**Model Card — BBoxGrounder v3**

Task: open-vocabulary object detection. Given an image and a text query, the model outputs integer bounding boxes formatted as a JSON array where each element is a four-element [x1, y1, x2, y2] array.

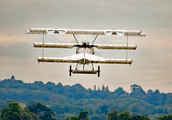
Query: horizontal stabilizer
[[72, 70, 97, 74]]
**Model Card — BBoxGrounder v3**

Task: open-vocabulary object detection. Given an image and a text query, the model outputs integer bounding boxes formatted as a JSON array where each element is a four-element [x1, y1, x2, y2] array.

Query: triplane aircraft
[[25, 28, 146, 77]]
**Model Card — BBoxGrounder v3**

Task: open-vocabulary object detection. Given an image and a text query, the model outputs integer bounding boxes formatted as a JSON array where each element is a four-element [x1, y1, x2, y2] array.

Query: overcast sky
[[0, 0, 172, 93]]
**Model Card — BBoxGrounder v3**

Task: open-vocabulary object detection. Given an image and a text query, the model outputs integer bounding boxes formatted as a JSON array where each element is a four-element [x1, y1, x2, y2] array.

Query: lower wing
[[91, 59, 132, 64], [86, 54, 132, 64], [38, 55, 132, 64], [37, 57, 79, 63]]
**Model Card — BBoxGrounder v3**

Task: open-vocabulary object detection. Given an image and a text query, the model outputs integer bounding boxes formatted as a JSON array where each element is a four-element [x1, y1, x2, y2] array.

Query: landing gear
[[69, 65, 100, 77], [69, 65, 72, 76], [97, 66, 100, 77]]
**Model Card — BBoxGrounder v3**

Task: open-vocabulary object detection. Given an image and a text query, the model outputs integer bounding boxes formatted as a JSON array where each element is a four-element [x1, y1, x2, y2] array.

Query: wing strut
[[92, 63, 94, 70], [73, 34, 79, 44], [83, 48, 85, 70], [126, 33, 128, 62], [42, 34, 45, 58], [92, 35, 98, 44], [75, 62, 79, 70]]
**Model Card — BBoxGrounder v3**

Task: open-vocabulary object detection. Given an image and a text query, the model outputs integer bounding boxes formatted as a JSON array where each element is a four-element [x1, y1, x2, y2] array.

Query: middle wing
[[33, 42, 79, 48], [34, 42, 137, 50], [93, 44, 137, 50]]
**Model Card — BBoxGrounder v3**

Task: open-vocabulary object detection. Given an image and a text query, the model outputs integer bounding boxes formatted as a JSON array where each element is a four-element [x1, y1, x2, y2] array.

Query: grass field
[[18, 103, 51, 109], [18, 103, 26, 108]]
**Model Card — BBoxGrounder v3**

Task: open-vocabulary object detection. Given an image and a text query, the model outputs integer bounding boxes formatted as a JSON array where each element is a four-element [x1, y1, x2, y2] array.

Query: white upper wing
[[38, 54, 132, 64], [26, 28, 146, 37]]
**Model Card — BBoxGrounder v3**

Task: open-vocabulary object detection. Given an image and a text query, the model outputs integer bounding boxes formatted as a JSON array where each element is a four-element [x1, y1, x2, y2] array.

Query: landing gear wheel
[[97, 66, 100, 77], [69, 65, 72, 76]]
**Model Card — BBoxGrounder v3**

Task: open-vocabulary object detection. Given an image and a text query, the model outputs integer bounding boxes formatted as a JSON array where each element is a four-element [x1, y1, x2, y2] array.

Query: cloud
[[0, 34, 34, 46]]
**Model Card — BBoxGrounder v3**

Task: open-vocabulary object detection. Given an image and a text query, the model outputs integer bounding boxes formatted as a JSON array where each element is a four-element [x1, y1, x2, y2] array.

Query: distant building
[[102, 85, 105, 91], [94, 85, 109, 91], [11, 75, 15, 81], [106, 85, 109, 91], [94, 85, 96, 91], [98, 86, 100, 90]]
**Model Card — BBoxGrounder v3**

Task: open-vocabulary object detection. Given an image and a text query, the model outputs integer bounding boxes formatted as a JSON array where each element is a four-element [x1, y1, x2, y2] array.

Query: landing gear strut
[[97, 66, 100, 77], [69, 65, 72, 76]]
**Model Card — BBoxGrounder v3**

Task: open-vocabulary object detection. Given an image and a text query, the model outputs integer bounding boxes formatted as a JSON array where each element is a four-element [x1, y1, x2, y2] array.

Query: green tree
[[8, 102, 21, 113], [113, 87, 127, 97], [63, 103, 75, 113], [78, 111, 88, 120], [100, 105, 108, 115], [26, 100, 37, 106], [3, 102, 21, 120], [129, 103, 140, 114], [70, 116, 78, 120], [0, 102, 39, 120], [68, 111, 89, 120], [167, 105, 172, 114], [6, 110, 20, 120], [130, 115, 150, 120], [1, 107, 9, 120], [20, 109, 39, 120], [50, 103, 64, 114], [147, 89, 160, 106], [26, 103, 55, 120], [107, 110, 119, 120], [157, 114, 172, 120], [118, 111, 130, 120], [130, 84, 146, 100]]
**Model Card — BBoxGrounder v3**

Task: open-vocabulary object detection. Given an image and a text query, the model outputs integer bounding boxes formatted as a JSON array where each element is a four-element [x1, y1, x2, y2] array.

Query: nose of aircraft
[[81, 42, 87, 48]]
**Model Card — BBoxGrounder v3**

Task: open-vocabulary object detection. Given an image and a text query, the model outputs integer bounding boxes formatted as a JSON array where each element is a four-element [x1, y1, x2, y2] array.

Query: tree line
[[1, 76, 172, 119], [1, 102, 172, 120], [0, 102, 55, 120], [0, 77, 171, 106]]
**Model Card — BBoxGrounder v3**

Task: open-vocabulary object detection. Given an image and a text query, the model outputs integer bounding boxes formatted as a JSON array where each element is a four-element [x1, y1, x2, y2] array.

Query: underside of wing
[[26, 28, 146, 37], [34, 42, 78, 48], [34, 42, 137, 50], [37, 54, 132, 64], [37, 54, 84, 63], [91, 59, 132, 64], [85, 54, 133, 64], [37, 57, 79, 63]]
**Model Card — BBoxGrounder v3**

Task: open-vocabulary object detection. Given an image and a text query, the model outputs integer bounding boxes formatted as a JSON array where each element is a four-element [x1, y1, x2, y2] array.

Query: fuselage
[[75, 41, 95, 65], [76, 41, 94, 55]]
